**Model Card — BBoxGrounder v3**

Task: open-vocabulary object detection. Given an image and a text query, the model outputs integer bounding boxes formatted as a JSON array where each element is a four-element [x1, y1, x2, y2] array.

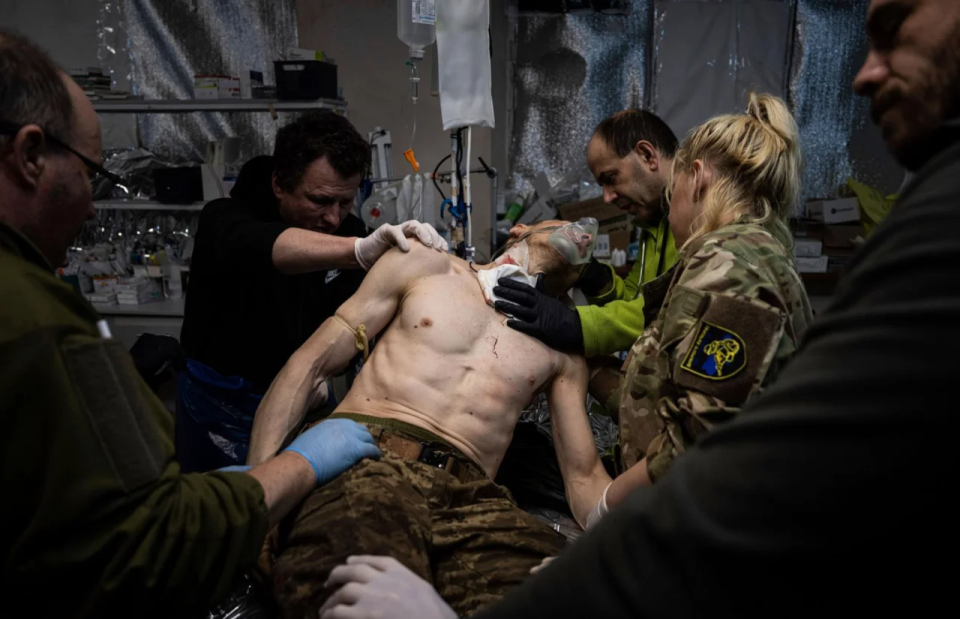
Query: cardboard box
[[606, 230, 631, 254], [558, 198, 634, 253], [806, 197, 861, 224], [558, 198, 632, 234], [594, 233, 611, 258], [793, 238, 823, 258], [795, 255, 829, 273], [823, 223, 865, 249]]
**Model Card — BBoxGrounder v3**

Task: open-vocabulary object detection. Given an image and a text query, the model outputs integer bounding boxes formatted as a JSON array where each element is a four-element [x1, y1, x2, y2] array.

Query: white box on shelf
[[593, 233, 611, 258], [286, 47, 324, 61], [92, 276, 118, 293], [793, 238, 823, 258], [795, 255, 829, 273], [806, 197, 861, 224]]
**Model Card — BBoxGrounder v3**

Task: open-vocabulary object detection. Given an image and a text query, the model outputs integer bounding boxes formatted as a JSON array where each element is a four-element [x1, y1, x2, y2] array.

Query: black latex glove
[[577, 258, 614, 296], [493, 277, 585, 354]]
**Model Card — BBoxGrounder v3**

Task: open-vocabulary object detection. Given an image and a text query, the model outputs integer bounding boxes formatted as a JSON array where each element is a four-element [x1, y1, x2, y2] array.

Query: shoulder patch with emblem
[[681, 322, 747, 380], [674, 293, 784, 405]]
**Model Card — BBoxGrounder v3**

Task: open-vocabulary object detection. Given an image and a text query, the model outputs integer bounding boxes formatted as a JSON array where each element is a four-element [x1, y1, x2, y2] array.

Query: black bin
[[153, 167, 203, 204], [273, 60, 338, 100]]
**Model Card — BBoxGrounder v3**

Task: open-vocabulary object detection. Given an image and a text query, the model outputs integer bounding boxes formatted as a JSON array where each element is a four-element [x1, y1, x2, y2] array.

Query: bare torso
[[335, 256, 566, 477]]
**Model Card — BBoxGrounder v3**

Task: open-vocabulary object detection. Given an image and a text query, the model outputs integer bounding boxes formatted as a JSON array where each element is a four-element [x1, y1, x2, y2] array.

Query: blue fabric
[[175, 359, 263, 473]]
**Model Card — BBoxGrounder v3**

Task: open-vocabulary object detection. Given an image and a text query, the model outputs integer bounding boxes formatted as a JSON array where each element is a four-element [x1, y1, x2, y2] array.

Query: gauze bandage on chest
[[476, 241, 537, 307]]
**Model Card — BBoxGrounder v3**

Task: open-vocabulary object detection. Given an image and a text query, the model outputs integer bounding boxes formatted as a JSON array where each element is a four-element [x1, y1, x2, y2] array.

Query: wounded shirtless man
[[247, 220, 611, 617]]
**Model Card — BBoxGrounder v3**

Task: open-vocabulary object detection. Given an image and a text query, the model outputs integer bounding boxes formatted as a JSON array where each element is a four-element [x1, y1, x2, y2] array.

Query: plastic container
[[398, 0, 436, 58], [273, 60, 337, 100]]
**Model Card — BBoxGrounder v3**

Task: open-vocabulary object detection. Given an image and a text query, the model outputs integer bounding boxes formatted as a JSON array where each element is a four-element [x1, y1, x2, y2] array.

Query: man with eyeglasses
[[0, 29, 385, 616]]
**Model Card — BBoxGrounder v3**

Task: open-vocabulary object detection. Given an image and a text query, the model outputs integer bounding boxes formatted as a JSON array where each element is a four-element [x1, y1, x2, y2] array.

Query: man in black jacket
[[180, 112, 445, 470], [316, 1, 960, 616]]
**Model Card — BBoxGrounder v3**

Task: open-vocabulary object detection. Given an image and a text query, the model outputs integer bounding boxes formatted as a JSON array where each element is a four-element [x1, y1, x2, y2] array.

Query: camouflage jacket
[[618, 222, 813, 481]]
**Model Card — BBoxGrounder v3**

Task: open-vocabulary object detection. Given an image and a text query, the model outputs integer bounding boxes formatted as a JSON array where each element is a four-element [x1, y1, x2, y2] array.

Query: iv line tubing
[[410, 100, 417, 149], [465, 127, 473, 246]]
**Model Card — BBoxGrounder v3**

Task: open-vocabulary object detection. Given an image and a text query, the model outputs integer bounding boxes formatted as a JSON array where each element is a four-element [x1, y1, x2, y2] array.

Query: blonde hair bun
[[670, 92, 802, 247]]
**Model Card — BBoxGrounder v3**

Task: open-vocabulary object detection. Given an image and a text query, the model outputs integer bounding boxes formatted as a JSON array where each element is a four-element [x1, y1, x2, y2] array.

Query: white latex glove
[[319, 556, 457, 619], [530, 556, 555, 574], [354, 221, 448, 270], [585, 482, 612, 530]]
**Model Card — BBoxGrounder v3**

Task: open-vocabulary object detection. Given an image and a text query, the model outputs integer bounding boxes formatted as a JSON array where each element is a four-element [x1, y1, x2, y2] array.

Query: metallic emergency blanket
[[791, 0, 903, 197], [98, 0, 300, 163], [509, 0, 902, 199], [510, 0, 652, 193]]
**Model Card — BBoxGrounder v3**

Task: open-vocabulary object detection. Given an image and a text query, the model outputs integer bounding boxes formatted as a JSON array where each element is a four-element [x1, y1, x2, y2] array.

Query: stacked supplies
[[69, 67, 129, 100], [85, 292, 118, 305], [115, 277, 162, 305]]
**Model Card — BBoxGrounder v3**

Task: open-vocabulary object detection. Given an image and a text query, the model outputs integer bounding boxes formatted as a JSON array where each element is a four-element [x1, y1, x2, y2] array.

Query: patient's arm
[[248, 244, 447, 465], [548, 354, 613, 528]]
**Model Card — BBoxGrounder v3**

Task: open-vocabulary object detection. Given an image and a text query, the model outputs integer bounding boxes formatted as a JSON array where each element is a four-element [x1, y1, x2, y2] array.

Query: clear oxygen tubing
[[465, 126, 473, 247]]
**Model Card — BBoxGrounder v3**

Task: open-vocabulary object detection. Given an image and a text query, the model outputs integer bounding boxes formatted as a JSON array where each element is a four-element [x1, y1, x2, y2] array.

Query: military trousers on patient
[[269, 420, 566, 618]]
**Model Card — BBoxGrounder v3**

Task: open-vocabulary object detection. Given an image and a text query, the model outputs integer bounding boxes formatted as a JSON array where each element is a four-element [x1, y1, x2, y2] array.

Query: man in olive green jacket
[[499, 110, 680, 359], [0, 31, 379, 617]]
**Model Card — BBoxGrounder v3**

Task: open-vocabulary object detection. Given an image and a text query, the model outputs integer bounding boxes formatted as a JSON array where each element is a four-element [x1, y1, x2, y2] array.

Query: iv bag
[[436, 0, 494, 130], [398, 0, 436, 56]]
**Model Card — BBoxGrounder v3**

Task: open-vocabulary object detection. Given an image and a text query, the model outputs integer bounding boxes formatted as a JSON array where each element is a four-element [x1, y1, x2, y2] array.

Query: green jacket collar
[[637, 217, 668, 241], [0, 221, 54, 272]]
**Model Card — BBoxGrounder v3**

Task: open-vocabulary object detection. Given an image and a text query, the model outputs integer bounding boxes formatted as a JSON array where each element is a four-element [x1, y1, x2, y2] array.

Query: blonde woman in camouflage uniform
[[575, 93, 815, 527]]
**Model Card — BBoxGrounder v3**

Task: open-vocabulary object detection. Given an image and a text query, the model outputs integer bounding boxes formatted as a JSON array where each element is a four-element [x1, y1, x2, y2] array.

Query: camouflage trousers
[[268, 416, 566, 618]]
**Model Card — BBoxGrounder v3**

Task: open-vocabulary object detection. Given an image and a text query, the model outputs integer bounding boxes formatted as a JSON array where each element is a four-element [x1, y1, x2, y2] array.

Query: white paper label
[[594, 234, 611, 258], [412, 0, 436, 25]]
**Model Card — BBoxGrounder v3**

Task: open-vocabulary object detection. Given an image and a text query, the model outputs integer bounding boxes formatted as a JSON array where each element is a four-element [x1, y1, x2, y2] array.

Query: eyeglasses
[[0, 122, 125, 188]]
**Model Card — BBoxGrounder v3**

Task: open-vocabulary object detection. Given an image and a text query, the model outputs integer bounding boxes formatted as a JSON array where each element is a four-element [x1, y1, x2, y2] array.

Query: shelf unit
[[92, 297, 186, 317], [94, 200, 203, 211], [92, 98, 347, 114]]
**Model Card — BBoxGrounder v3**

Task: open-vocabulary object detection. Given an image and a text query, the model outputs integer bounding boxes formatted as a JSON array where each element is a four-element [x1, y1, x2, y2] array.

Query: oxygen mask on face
[[548, 217, 599, 265]]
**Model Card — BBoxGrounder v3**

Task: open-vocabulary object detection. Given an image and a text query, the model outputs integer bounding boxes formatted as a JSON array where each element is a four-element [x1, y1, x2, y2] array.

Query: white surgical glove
[[530, 556, 555, 574], [320, 556, 457, 619], [354, 220, 448, 270], [585, 482, 612, 530]]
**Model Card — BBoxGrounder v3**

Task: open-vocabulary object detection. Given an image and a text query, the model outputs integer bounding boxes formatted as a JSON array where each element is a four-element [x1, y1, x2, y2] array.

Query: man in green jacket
[[0, 30, 379, 616], [498, 110, 680, 360]]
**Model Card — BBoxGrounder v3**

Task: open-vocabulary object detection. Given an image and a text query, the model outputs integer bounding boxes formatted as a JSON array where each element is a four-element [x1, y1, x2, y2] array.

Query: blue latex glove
[[284, 418, 381, 485], [216, 465, 253, 473]]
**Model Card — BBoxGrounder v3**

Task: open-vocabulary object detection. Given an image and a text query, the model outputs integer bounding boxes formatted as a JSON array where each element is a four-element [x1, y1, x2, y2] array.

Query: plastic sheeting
[[97, 0, 301, 163], [509, 0, 652, 192], [653, 0, 793, 141]]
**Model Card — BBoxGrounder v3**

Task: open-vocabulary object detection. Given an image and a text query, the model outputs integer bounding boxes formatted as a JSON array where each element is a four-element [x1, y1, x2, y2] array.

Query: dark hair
[[273, 110, 371, 192], [593, 109, 679, 159], [0, 29, 75, 146]]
